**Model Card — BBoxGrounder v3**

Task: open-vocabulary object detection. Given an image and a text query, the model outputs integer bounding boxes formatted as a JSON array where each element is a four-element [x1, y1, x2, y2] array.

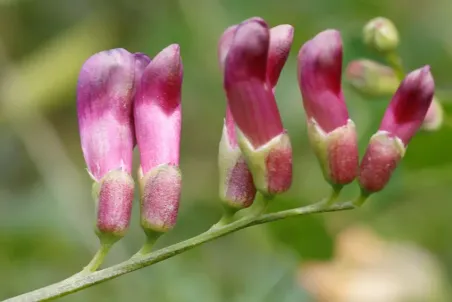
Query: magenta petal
[[224, 17, 284, 148], [298, 29, 349, 133], [379, 66, 434, 145], [134, 44, 183, 174], [267, 24, 294, 88], [77, 48, 135, 181]]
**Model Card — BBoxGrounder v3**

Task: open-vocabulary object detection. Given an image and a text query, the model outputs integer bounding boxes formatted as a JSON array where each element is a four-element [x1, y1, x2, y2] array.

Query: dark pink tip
[[298, 29, 349, 133], [267, 25, 294, 88], [134, 44, 183, 175], [141, 165, 181, 233], [224, 18, 284, 148], [96, 171, 134, 237], [77, 48, 135, 180], [379, 66, 434, 145]]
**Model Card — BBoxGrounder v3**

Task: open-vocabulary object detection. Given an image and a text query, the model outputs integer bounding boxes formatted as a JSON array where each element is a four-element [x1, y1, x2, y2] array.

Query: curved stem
[[4, 200, 355, 302], [384, 50, 405, 81], [81, 242, 113, 274]]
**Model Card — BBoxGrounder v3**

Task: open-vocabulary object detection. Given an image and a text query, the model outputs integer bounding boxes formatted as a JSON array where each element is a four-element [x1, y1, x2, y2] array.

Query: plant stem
[[135, 231, 162, 256], [4, 200, 355, 302], [384, 51, 405, 81], [81, 242, 112, 274]]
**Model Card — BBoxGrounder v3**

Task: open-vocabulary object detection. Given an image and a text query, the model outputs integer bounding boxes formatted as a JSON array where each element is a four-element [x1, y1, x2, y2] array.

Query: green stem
[[384, 51, 405, 81], [4, 200, 355, 302], [81, 242, 113, 274], [135, 231, 162, 256], [353, 192, 370, 207], [324, 186, 342, 207], [209, 205, 238, 230]]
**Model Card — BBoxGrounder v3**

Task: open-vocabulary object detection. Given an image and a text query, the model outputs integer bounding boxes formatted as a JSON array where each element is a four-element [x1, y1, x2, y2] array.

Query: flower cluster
[[77, 45, 183, 247], [77, 16, 435, 251]]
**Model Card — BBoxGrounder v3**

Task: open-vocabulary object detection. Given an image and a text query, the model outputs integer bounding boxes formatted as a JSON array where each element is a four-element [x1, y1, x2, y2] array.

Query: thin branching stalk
[[3, 200, 355, 302]]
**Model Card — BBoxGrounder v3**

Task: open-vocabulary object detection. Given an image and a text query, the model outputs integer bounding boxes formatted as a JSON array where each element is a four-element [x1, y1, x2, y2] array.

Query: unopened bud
[[94, 170, 134, 241], [346, 59, 399, 97], [422, 97, 443, 131], [363, 17, 399, 53]]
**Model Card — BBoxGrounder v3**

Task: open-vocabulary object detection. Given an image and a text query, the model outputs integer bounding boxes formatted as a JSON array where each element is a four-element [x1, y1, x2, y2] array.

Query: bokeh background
[[1, 0, 452, 301]]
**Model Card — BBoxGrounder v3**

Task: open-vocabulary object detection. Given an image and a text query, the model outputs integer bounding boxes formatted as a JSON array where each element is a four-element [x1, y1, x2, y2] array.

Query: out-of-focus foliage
[[0, 0, 451, 301]]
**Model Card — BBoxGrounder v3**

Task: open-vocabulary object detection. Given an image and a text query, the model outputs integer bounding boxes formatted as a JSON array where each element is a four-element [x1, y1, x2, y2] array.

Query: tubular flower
[[77, 48, 136, 242], [298, 30, 359, 187], [223, 17, 293, 197], [359, 66, 434, 193], [134, 44, 183, 235]]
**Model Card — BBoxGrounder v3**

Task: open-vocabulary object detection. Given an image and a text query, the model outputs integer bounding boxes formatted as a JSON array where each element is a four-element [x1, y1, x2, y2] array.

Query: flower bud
[[363, 17, 399, 53], [224, 17, 292, 196], [77, 48, 136, 243], [359, 66, 434, 193], [298, 30, 359, 186], [346, 59, 399, 97], [422, 97, 443, 131], [134, 44, 183, 234]]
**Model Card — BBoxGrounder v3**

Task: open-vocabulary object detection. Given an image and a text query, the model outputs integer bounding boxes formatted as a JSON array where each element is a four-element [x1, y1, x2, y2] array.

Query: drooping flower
[[223, 17, 293, 197], [134, 44, 183, 236], [77, 48, 136, 241], [298, 30, 359, 187], [359, 66, 434, 194]]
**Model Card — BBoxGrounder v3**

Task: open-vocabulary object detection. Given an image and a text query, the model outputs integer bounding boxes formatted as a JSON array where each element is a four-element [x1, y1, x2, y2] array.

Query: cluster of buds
[[216, 17, 436, 209], [346, 17, 444, 131], [297, 29, 434, 197], [77, 45, 182, 248]]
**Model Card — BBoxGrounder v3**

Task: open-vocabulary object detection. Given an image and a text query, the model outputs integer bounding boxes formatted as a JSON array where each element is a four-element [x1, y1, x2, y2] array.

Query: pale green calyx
[[307, 118, 356, 184], [236, 127, 291, 195], [218, 125, 243, 204], [371, 130, 406, 157]]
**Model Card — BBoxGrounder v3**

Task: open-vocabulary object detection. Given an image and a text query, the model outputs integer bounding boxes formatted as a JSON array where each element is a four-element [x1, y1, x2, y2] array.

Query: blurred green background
[[1, 0, 452, 301]]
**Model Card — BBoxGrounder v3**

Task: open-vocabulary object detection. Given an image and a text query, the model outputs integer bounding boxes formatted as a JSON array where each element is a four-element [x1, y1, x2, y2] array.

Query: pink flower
[[223, 17, 293, 196], [134, 44, 183, 233], [77, 48, 135, 181], [298, 30, 359, 186], [359, 66, 434, 194], [77, 48, 136, 239]]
